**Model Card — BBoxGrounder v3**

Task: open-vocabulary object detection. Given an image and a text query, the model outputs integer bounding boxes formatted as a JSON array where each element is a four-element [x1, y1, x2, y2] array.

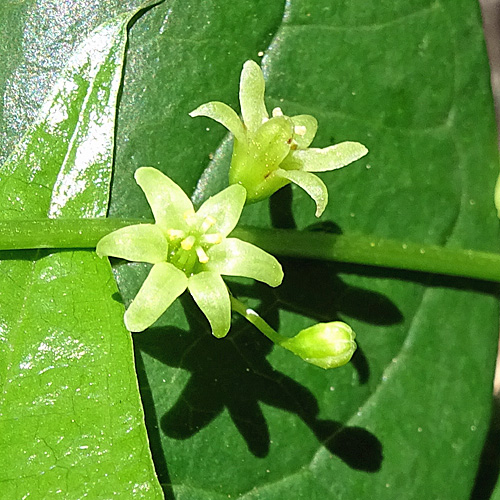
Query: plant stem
[[230, 296, 288, 345], [0, 218, 500, 283], [0, 219, 144, 250], [232, 227, 500, 283]]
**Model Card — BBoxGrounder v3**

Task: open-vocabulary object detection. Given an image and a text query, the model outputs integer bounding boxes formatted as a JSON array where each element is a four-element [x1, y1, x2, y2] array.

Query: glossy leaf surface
[[0, 3, 162, 498], [1, 1, 499, 499]]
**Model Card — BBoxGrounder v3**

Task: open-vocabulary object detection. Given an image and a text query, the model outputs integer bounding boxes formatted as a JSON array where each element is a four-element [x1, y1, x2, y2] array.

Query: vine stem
[[0, 219, 145, 250], [232, 227, 500, 282], [0, 218, 499, 282], [232, 228, 500, 282]]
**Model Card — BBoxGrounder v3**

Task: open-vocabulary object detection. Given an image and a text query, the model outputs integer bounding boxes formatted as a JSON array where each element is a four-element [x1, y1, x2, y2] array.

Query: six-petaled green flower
[[190, 60, 369, 217], [97, 167, 283, 338]]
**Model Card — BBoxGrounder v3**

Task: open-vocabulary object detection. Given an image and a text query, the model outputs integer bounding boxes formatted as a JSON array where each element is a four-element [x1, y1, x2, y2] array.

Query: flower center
[[167, 211, 223, 275]]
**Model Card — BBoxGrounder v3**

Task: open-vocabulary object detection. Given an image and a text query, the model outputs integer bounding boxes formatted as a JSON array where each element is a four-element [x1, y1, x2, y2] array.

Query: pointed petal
[[291, 114, 318, 148], [188, 272, 231, 338], [135, 167, 193, 232], [124, 262, 187, 332], [240, 60, 268, 132], [294, 141, 368, 172], [275, 168, 328, 217], [206, 238, 283, 287], [96, 224, 168, 263], [190, 101, 246, 143], [197, 184, 246, 237]]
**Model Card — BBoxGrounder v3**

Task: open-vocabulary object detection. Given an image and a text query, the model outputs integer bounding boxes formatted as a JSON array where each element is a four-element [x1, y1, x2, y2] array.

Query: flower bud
[[281, 321, 356, 369]]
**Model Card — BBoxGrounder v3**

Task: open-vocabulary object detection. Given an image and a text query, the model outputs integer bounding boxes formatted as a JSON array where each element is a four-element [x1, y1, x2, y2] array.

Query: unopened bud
[[281, 321, 356, 369]]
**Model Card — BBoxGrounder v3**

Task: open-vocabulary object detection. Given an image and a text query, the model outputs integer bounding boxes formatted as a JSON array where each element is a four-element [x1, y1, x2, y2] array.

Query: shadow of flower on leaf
[[134, 294, 383, 472], [129, 184, 409, 481]]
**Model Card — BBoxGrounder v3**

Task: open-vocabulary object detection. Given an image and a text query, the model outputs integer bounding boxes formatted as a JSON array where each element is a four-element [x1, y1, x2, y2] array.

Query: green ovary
[[229, 117, 295, 202], [166, 213, 222, 275]]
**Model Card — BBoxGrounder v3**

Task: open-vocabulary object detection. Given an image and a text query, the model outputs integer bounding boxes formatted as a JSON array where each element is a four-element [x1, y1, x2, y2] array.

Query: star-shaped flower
[[97, 167, 283, 338], [190, 60, 368, 217]]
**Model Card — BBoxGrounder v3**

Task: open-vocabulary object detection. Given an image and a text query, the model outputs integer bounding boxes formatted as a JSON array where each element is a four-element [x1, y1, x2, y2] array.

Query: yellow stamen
[[167, 229, 185, 240], [294, 125, 307, 136], [181, 235, 196, 251], [183, 209, 197, 226], [272, 107, 283, 117], [196, 246, 209, 264], [201, 215, 216, 232], [201, 233, 223, 245]]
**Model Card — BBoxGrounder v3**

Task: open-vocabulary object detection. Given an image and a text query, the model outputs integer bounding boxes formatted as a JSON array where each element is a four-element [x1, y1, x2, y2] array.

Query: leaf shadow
[[265, 185, 403, 384], [134, 296, 383, 472], [227, 253, 401, 387], [133, 340, 175, 500], [471, 396, 500, 500], [131, 184, 413, 479]]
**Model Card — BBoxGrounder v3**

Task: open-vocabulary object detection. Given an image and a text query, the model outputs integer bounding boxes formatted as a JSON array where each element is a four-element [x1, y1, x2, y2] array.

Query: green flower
[[96, 167, 283, 338], [190, 60, 368, 217]]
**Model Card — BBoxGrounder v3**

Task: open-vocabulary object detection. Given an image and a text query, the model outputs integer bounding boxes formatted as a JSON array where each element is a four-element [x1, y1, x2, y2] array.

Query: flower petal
[[291, 114, 318, 148], [239, 60, 268, 133], [96, 224, 168, 263], [189, 101, 246, 143], [188, 271, 231, 338], [206, 238, 283, 287], [275, 168, 328, 217], [135, 167, 193, 232], [196, 184, 246, 237], [293, 141, 368, 172], [124, 262, 188, 332]]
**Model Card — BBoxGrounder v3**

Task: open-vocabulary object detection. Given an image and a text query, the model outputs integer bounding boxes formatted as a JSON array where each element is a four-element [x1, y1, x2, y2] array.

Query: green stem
[[0, 218, 500, 283], [0, 219, 144, 250], [230, 296, 288, 345], [232, 227, 500, 283]]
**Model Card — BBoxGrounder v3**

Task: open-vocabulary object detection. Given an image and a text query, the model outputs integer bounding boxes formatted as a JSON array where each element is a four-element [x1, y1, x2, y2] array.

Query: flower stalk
[[230, 296, 357, 369]]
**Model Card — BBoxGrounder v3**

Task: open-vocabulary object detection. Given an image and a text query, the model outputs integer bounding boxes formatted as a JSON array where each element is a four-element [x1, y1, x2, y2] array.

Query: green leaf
[[490, 473, 500, 500], [0, 3, 162, 498], [106, 1, 498, 498], [2, 1, 499, 500]]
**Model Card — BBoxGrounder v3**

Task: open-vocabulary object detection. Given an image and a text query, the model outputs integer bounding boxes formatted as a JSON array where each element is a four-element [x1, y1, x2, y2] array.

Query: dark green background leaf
[[1, 0, 499, 499]]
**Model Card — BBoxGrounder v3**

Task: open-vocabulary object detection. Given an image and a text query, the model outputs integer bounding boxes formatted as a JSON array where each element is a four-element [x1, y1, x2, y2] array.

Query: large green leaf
[[0, 3, 162, 498], [1, 0, 499, 499]]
